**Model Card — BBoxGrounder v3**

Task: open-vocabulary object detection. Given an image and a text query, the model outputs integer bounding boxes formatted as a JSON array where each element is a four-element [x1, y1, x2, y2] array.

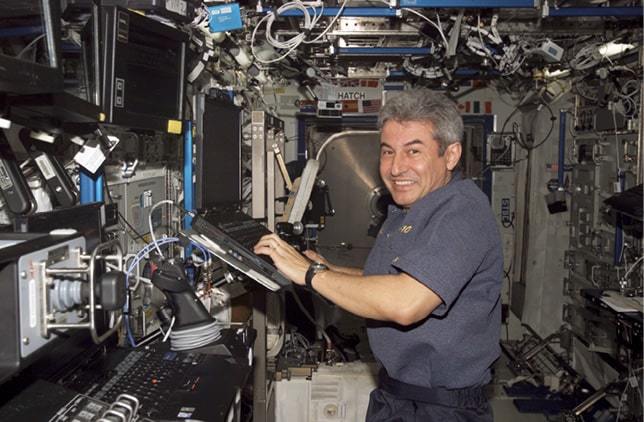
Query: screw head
[[22, 337, 29, 345], [20, 272, 27, 279]]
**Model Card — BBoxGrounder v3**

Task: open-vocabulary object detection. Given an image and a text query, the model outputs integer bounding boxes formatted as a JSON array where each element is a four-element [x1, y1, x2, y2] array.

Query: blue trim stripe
[[547, 7, 643, 17]]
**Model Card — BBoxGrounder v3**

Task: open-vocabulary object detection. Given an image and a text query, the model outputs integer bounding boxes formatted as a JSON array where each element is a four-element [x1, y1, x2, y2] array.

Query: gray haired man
[[255, 89, 502, 421]]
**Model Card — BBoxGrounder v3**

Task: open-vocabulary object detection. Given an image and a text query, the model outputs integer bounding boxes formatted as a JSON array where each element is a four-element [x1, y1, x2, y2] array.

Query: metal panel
[[18, 237, 86, 358], [316, 132, 382, 268], [251, 111, 285, 229], [398, 0, 536, 8], [278, 1, 536, 14], [251, 111, 267, 220], [335, 47, 432, 56], [278, 7, 398, 17], [490, 170, 516, 306], [266, 130, 276, 231], [107, 173, 167, 253], [253, 290, 268, 422]]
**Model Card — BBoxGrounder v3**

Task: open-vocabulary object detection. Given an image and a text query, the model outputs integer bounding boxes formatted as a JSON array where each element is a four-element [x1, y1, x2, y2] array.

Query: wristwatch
[[305, 262, 328, 291]]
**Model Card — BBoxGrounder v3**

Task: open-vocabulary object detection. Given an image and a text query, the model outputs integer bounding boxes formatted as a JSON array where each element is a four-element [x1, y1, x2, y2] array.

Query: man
[[254, 89, 502, 421]]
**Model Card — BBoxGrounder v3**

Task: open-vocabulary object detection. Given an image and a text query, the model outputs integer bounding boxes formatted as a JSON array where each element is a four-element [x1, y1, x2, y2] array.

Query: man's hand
[[254, 234, 311, 285], [302, 250, 329, 266]]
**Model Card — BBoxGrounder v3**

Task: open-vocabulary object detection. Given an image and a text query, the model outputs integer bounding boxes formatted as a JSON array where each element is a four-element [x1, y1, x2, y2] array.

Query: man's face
[[379, 120, 461, 208]]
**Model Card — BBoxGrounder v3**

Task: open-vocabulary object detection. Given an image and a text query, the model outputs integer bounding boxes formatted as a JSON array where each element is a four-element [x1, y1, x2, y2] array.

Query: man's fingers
[[254, 244, 274, 256], [303, 250, 318, 260], [254, 236, 280, 252]]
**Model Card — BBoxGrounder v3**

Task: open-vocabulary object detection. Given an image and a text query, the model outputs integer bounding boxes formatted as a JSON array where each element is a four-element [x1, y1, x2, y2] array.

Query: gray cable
[[169, 320, 222, 351]]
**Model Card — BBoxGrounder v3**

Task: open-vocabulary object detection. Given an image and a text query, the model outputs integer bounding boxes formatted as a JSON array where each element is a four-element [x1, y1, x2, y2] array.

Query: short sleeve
[[392, 203, 491, 316]]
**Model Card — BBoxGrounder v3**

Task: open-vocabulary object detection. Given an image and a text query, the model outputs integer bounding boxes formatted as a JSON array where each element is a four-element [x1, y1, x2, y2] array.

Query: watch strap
[[305, 263, 327, 291]]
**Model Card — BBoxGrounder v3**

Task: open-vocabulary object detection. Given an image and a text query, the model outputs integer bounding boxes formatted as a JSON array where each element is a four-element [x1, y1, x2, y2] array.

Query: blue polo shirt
[[364, 173, 502, 389]]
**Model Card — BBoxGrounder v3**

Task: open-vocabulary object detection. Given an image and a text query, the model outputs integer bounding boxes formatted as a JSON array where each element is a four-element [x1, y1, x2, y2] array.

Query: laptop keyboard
[[217, 219, 271, 249], [94, 349, 206, 417], [54, 329, 255, 421], [64, 346, 208, 419], [190, 214, 292, 291]]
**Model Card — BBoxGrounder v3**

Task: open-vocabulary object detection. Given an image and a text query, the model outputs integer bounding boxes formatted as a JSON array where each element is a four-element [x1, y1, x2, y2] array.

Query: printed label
[[35, 154, 56, 179], [166, 0, 187, 16], [0, 161, 13, 190]]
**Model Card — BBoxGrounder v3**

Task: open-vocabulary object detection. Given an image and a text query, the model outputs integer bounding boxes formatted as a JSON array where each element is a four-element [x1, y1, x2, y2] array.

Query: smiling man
[[255, 89, 502, 421]]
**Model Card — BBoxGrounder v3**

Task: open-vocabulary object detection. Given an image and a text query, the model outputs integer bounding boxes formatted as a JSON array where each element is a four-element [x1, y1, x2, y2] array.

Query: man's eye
[[381, 150, 393, 156], [408, 149, 420, 155]]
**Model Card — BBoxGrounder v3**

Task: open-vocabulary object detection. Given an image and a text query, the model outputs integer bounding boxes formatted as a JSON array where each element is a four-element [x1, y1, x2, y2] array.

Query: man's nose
[[390, 153, 407, 176]]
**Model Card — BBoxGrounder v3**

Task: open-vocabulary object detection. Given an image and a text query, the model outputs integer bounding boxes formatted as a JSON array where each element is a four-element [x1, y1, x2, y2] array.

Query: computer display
[[194, 94, 242, 209], [96, 6, 187, 133]]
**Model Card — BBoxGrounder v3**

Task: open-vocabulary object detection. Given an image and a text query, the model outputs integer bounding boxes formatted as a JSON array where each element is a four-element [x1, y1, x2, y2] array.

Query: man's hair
[[378, 89, 463, 155]]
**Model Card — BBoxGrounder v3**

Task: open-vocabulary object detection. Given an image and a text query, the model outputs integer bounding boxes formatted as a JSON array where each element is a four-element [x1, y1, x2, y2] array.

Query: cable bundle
[[169, 320, 222, 351], [251, 0, 350, 64], [123, 235, 211, 348]]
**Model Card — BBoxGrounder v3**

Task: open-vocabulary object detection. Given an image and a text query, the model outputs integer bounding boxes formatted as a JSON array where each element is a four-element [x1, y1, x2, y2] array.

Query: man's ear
[[444, 142, 462, 171]]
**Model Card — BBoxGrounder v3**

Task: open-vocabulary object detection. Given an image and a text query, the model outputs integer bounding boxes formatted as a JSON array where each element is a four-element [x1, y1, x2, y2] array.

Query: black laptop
[[188, 215, 291, 291]]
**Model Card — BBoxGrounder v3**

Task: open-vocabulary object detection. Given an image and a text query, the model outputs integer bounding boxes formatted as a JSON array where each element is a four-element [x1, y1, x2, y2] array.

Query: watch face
[[313, 263, 328, 272]]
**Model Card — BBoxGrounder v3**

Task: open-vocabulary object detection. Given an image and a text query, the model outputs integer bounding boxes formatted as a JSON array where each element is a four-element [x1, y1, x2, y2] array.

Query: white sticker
[[74, 139, 107, 174], [166, 0, 187, 16], [187, 61, 205, 83], [73, 135, 120, 174], [0, 161, 13, 190], [35, 155, 56, 180], [29, 279, 37, 328]]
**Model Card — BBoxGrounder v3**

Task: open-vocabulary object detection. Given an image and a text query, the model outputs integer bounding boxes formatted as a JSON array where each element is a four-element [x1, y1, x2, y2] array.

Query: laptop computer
[[187, 215, 291, 291]]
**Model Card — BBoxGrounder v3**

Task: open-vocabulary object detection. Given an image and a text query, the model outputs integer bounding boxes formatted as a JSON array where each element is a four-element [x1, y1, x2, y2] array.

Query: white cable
[[477, 14, 498, 66], [136, 276, 153, 285], [612, 105, 622, 175], [433, 12, 448, 49], [17, 33, 46, 58], [616, 379, 629, 421], [289, 288, 332, 345], [105, 262, 120, 271], [148, 199, 175, 257], [622, 256, 644, 280], [160, 316, 176, 342], [502, 55, 527, 76], [304, 0, 349, 44], [251, 0, 350, 65], [267, 294, 285, 358], [251, 12, 301, 64], [402, 8, 448, 50], [570, 43, 600, 70], [124, 237, 180, 347]]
